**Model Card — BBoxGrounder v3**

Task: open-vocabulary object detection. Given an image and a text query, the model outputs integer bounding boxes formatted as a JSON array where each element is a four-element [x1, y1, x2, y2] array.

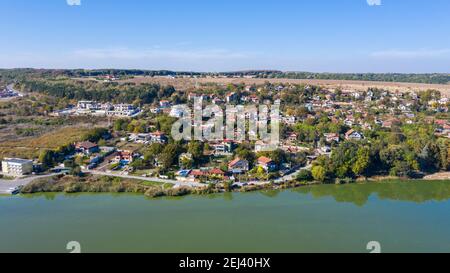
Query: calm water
[[0, 180, 449, 253]]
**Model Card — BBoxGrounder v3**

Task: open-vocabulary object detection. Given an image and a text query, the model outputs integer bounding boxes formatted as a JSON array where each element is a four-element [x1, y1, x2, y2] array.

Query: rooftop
[[3, 158, 33, 164]]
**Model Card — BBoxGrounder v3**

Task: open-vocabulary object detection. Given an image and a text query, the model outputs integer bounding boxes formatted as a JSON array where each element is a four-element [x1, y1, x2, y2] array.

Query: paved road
[[0, 174, 59, 194], [274, 164, 312, 183], [87, 170, 206, 188]]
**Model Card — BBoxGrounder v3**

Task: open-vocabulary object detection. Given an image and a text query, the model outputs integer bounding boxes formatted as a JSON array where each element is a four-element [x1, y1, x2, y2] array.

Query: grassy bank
[[20, 174, 218, 198]]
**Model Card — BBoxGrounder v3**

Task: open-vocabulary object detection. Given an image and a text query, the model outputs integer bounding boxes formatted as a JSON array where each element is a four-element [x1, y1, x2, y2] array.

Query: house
[[169, 106, 185, 118], [254, 140, 278, 153], [114, 150, 134, 163], [77, 101, 101, 113], [324, 133, 339, 143], [283, 116, 297, 125], [149, 131, 168, 144], [75, 141, 99, 155], [209, 168, 225, 178], [106, 104, 139, 117], [159, 100, 171, 108], [257, 156, 277, 172], [212, 139, 236, 155], [345, 130, 364, 141], [189, 169, 207, 181], [443, 124, 450, 133], [287, 133, 298, 142], [439, 97, 449, 105], [245, 85, 256, 92], [188, 93, 209, 101], [150, 107, 162, 114], [435, 119, 449, 126], [1, 158, 33, 176], [344, 118, 354, 127], [212, 97, 224, 105], [382, 118, 400, 129], [226, 92, 238, 103], [129, 133, 151, 144], [319, 145, 332, 154], [228, 158, 249, 174]]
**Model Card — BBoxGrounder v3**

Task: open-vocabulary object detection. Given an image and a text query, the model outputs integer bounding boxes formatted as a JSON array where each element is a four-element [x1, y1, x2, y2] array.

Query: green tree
[[70, 166, 83, 177], [159, 143, 182, 170], [311, 166, 326, 182], [39, 150, 55, 170], [352, 147, 370, 177], [188, 141, 204, 162], [297, 169, 313, 181]]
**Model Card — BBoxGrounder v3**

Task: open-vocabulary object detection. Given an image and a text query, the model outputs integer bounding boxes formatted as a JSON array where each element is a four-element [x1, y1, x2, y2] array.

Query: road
[[274, 164, 312, 183], [0, 173, 59, 194], [87, 170, 206, 188]]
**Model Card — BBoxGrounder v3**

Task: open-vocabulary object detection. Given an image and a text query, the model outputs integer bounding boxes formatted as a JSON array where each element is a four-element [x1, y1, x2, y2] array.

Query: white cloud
[[67, 0, 81, 6], [370, 49, 450, 59], [367, 0, 381, 6]]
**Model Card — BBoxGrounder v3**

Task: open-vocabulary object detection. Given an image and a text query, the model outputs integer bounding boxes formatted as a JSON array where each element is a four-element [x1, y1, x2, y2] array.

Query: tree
[[330, 142, 359, 178], [39, 150, 55, 170], [180, 157, 194, 169], [83, 128, 109, 142], [64, 160, 76, 169], [159, 143, 182, 170], [390, 161, 412, 177], [235, 144, 256, 167], [130, 159, 146, 170], [297, 169, 313, 181], [311, 166, 326, 182], [114, 119, 129, 131], [352, 147, 370, 177], [188, 141, 204, 162], [70, 166, 83, 177]]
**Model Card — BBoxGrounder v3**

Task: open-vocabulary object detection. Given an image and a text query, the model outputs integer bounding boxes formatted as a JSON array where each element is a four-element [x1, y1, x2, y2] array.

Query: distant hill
[[1, 68, 449, 85]]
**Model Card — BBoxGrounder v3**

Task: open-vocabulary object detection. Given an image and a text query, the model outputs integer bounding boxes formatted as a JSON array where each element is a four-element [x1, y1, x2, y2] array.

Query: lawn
[[140, 181, 173, 189]]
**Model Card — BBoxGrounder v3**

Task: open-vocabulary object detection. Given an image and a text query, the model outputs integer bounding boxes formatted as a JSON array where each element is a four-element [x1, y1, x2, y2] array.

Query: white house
[[345, 130, 364, 141]]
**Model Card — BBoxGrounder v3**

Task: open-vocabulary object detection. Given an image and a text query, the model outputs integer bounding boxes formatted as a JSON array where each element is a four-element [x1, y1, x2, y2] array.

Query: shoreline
[[10, 174, 450, 199]]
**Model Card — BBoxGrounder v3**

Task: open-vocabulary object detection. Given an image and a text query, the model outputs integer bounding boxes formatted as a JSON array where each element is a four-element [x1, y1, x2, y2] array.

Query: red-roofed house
[[228, 158, 249, 174], [75, 141, 99, 155], [257, 156, 277, 172]]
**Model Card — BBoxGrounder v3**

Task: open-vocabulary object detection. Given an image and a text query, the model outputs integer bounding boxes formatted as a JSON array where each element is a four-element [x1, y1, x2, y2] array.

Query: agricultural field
[[106, 76, 450, 96]]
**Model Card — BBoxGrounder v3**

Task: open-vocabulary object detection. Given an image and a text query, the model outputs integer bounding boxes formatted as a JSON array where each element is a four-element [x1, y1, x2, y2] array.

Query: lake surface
[[1, 180, 449, 253]]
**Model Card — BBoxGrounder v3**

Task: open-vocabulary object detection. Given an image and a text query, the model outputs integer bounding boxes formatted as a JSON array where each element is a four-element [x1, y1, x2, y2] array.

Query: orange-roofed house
[[257, 156, 278, 172], [228, 158, 249, 174]]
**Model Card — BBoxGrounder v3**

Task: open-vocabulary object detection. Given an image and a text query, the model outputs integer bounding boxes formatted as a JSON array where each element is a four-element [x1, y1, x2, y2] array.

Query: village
[[1, 81, 449, 194]]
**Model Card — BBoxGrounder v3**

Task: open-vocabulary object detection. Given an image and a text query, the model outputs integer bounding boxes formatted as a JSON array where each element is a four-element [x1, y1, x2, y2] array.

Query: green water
[[0, 180, 449, 253]]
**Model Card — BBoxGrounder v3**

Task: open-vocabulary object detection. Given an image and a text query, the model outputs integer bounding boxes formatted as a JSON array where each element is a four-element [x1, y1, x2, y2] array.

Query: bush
[[297, 169, 313, 181]]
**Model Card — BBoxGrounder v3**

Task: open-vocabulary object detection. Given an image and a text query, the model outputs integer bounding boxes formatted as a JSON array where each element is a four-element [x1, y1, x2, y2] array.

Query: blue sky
[[0, 0, 449, 72]]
